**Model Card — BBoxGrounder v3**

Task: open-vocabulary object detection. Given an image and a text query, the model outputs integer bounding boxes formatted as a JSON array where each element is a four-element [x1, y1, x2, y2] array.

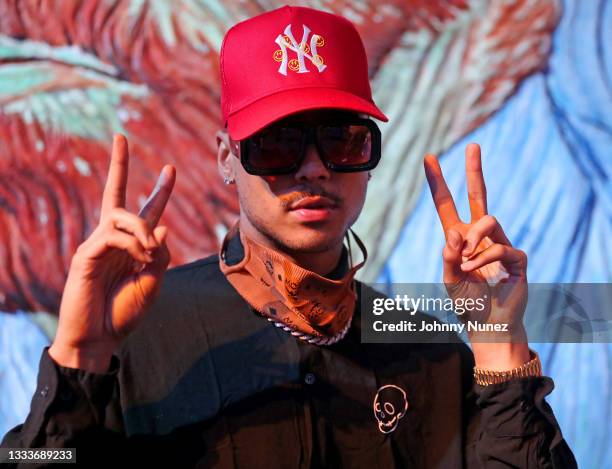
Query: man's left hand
[[424, 143, 531, 370]]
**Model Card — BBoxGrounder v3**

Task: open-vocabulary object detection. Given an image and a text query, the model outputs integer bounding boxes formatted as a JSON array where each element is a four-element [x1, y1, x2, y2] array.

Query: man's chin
[[280, 224, 346, 253]]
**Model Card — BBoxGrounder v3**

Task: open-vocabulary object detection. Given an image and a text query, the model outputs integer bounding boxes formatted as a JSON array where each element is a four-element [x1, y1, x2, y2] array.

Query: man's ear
[[216, 129, 235, 182]]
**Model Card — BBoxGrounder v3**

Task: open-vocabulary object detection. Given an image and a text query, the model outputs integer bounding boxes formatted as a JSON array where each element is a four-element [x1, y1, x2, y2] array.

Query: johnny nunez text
[[372, 320, 509, 334]]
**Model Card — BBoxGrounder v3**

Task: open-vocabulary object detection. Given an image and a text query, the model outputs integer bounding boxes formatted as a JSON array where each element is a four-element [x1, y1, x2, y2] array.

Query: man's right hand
[[49, 134, 176, 373]]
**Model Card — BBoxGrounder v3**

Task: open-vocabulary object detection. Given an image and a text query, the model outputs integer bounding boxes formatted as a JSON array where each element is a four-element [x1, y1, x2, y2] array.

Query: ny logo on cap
[[273, 24, 326, 76]]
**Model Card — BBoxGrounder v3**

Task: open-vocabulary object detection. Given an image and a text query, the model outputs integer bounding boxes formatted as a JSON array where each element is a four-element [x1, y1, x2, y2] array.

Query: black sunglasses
[[233, 115, 382, 176]]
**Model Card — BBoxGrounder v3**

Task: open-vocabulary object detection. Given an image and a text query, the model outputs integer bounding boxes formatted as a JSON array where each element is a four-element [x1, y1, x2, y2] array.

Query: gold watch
[[473, 351, 542, 386]]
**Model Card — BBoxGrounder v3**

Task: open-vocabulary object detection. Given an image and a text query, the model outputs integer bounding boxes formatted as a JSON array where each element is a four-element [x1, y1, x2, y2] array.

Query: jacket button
[[304, 373, 316, 385]]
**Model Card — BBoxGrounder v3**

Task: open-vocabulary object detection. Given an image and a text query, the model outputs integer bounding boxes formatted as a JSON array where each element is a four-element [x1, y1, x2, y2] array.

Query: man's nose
[[293, 143, 331, 182]]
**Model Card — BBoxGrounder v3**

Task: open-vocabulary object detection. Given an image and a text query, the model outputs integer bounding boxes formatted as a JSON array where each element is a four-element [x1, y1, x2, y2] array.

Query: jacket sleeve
[[0, 346, 127, 468], [461, 346, 578, 468]]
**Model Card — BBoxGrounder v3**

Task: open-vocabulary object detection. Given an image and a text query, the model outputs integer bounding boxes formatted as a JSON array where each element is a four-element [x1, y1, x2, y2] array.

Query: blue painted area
[[0, 312, 50, 438], [381, 0, 611, 466]]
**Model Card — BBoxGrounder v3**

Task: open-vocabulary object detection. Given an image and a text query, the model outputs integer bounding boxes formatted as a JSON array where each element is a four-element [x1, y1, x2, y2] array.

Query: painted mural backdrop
[[0, 0, 609, 466]]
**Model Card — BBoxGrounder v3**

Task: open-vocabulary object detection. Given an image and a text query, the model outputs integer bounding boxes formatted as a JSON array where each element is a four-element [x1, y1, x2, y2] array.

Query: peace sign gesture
[[424, 143, 529, 345], [49, 134, 176, 372]]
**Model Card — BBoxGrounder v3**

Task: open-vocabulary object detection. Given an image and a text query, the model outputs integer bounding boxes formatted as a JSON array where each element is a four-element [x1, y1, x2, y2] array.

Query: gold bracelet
[[473, 351, 542, 386]]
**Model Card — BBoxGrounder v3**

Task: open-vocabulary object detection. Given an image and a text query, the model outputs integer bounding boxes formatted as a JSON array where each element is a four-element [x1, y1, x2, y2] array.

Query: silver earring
[[223, 176, 235, 185]]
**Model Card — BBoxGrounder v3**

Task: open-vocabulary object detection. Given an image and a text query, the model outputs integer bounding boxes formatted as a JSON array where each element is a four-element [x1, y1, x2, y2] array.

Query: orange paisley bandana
[[219, 222, 367, 340]]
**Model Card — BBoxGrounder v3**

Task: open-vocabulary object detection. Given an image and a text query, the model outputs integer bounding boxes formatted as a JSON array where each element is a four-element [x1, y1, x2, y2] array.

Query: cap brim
[[226, 88, 388, 140]]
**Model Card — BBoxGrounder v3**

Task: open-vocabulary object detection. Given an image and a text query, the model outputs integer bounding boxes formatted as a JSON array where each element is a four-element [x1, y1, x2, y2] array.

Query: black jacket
[[1, 237, 577, 468]]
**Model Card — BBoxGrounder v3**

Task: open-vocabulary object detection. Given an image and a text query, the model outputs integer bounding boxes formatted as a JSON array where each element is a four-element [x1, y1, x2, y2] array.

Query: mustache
[[280, 188, 342, 210]]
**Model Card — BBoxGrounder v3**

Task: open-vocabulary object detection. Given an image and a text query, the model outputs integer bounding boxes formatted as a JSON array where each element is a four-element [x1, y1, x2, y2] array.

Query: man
[[2, 5, 576, 468]]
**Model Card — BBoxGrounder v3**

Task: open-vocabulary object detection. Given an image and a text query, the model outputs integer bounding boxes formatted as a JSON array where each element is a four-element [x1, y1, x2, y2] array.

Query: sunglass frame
[[238, 116, 382, 176]]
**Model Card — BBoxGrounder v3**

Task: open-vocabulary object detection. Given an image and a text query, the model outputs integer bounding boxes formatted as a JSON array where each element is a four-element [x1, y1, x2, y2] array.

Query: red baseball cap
[[220, 5, 388, 140]]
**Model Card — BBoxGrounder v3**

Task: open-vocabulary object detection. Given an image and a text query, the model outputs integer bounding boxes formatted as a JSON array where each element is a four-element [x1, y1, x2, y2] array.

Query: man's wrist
[[48, 342, 114, 374], [469, 322, 531, 370]]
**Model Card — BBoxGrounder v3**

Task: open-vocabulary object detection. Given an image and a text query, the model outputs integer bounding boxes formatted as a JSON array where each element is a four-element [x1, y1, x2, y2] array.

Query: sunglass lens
[[317, 125, 372, 167], [246, 127, 303, 172]]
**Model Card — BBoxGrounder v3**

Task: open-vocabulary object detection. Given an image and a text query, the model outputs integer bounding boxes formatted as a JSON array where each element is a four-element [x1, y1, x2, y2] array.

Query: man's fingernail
[[152, 171, 168, 195], [461, 261, 473, 271], [158, 170, 169, 185]]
